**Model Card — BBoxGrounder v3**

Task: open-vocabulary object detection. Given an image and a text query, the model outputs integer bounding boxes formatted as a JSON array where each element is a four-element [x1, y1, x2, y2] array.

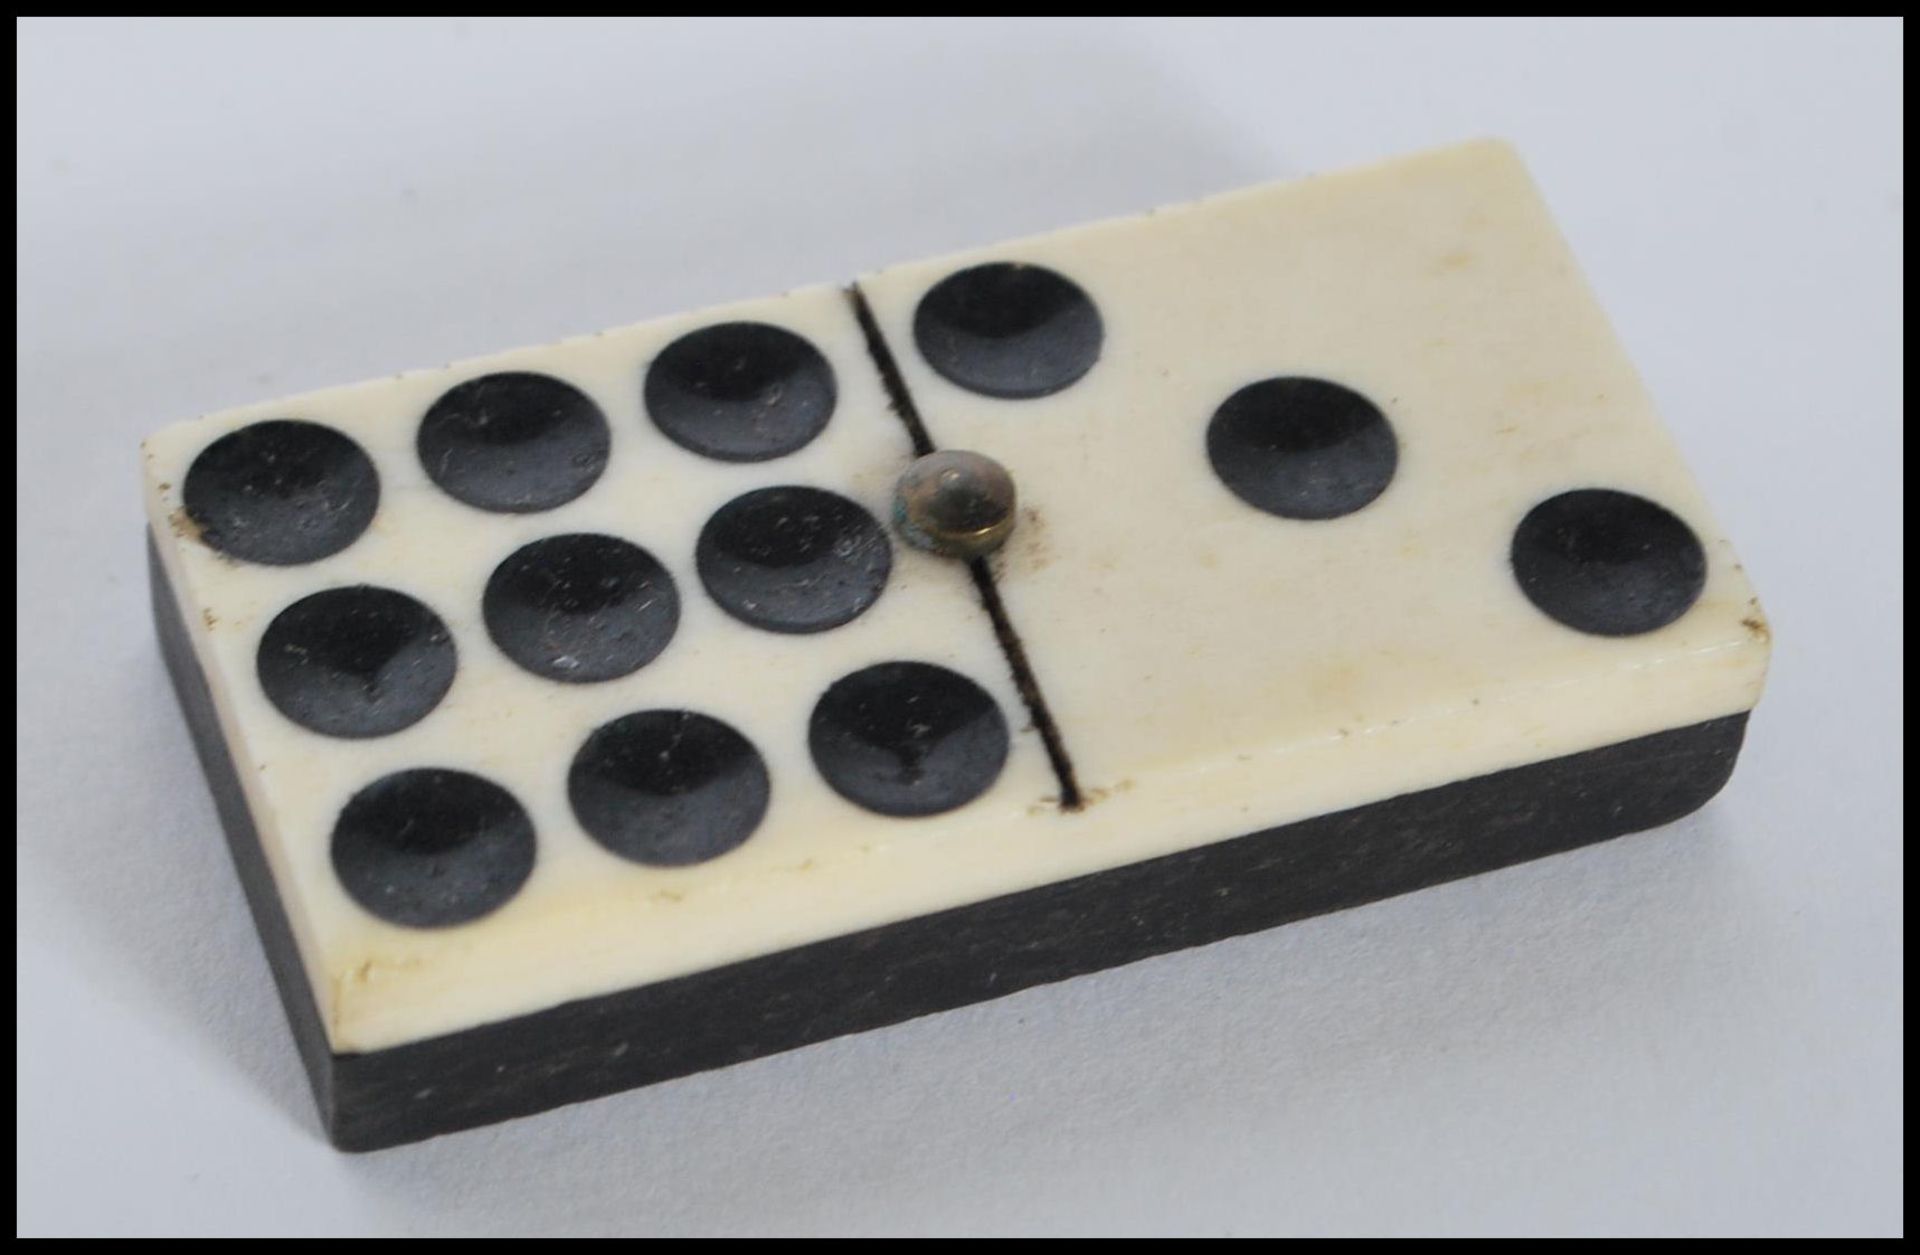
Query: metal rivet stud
[[892, 450, 1017, 561]]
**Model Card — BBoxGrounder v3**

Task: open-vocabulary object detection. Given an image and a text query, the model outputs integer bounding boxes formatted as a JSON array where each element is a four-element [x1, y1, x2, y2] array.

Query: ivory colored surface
[[142, 287, 1060, 1052], [143, 141, 1770, 1054], [19, 16, 1900, 1238], [859, 140, 1771, 851]]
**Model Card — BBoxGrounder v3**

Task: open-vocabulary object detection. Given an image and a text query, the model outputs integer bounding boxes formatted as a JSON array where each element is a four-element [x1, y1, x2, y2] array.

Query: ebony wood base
[[151, 531, 1749, 1152]]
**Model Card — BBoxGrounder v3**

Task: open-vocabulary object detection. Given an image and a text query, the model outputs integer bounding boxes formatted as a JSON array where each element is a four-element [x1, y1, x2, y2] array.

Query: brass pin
[[892, 450, 1017, 561]]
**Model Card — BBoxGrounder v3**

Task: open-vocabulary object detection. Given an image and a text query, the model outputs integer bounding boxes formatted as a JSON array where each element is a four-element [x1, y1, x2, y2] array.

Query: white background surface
[[15, 17, 1902, 1237]]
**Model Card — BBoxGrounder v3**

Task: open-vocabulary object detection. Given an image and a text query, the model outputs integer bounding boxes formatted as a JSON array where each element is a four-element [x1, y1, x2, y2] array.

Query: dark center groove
[[846, 283, 1085, 812]]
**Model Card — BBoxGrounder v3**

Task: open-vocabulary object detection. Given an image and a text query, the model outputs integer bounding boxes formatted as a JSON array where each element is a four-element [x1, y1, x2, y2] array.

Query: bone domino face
[[860, 138, 1768, 844], [145, 288, 1059, 1052], [144, 138, 1767, 1066]]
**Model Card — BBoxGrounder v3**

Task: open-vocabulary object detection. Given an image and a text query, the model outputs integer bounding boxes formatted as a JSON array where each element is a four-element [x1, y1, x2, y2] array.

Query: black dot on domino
[[332, 768, 536, 928], [1511, 489, 1707, 636], [644, 322, 836, 461], [1206, 377, 1398, 520], [483, 534, 679, 683], [569, 711, 770, 866], [913, 262, 1103, 399], [257, 587, 456, 738], [183, 420, 379, 565], [809, 662, 1009, 817], [418, 372, 610, 512], [697, 486, 891, 634]]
